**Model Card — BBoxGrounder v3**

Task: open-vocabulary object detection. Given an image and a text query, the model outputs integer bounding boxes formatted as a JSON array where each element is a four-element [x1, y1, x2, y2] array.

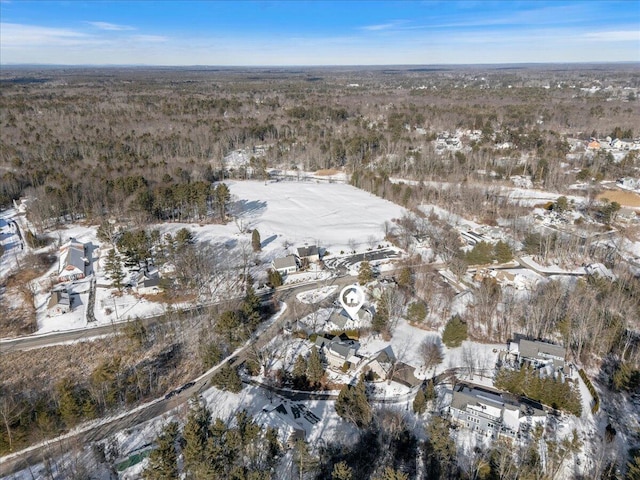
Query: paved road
[[0, 304, 206, 354], [0, 275, 360, 477]]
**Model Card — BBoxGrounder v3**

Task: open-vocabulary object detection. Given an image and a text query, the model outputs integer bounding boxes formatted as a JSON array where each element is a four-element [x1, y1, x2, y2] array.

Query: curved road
[[0, 275, 360, 477]]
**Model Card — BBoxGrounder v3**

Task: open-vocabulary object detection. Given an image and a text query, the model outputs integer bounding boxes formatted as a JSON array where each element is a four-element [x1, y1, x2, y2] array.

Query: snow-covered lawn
[[296, 285, 338, 304]]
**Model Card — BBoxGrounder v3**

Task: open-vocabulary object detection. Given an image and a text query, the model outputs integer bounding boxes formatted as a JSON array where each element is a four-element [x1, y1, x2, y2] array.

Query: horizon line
[[2, 61, 639, 69]]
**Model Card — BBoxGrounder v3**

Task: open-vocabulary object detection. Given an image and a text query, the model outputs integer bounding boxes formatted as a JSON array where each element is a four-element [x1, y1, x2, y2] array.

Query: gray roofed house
[[135, 269, 162, 295], [47, 290, 71, 316], [272, 255, 298, 276], [313, 335, 361, 371], [327, 307, 370, 330], [449, 383, 546, 439], [391, 362, 421, 388], [58, 238, 87, 282], [517, 339, 566, 369], [366, 346, 396, 381], [297, 245, 320, 263]]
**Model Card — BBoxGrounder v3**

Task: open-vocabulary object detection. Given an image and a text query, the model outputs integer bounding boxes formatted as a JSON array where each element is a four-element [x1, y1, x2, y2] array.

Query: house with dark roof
[[272, 255, 298, 276], [296, 245, 320, 263], [314, 335, 361, 371], [134, 269, 162, 295], [510, 338, 566, 370], [47, 290, 71, 316], [391, 362, 422, 388], [448, 383, 546, 439], [58, 238, 88, 282], [366, 346, 396, 381]]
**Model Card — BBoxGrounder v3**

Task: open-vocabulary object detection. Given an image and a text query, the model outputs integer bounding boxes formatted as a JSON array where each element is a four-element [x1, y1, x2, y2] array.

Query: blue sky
[[1, 1, 638, 65]]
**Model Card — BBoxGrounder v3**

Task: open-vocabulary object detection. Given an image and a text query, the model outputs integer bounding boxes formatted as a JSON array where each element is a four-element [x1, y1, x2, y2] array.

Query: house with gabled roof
[[58, 238, 88, 283], [272, 255, 298, 276], [448, 383, 546, 440], [314, 334, 361, 371], [134, 269, 162, 295], [366, 346, 396, 381], [296, 245, 320, 263], [509, 338, 566, 370], [47, 289, 71, 316]]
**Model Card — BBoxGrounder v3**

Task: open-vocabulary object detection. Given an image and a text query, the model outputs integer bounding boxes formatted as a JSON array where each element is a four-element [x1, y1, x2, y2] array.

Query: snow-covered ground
[[228, 180, 407, 254], [5, 181, 408, 335], [296, 285, 338, 304], [0, 208, 25, 281]]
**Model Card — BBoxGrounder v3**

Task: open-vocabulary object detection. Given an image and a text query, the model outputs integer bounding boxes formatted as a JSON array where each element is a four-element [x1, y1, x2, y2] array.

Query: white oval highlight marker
[[339, 284, 365, 320]]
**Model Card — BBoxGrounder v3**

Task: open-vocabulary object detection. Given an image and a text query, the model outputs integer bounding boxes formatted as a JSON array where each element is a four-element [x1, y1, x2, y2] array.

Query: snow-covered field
[[228, 180, 407, 254]]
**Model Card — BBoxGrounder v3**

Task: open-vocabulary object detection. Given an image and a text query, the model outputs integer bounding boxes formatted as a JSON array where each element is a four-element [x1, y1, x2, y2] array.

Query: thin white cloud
[[361, 20, 406, 32], [131, 35, 168, 43], [87, 21, 135, 31], [582, 30, 640, 42], [0, 22, 88, 47]]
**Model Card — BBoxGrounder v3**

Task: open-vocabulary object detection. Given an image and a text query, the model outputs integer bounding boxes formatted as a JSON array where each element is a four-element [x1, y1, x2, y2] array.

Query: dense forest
[[1, 65, 640, 479], [1, 65, 638, 218]]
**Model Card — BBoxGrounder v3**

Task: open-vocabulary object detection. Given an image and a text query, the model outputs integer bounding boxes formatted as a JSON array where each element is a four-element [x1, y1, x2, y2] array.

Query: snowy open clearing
[[228, 180, 408, 253]]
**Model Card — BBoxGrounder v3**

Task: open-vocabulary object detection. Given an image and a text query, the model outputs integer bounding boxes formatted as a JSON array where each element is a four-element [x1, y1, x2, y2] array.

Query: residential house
[[510, 338, 566, 370], [391, 362, 422, 388], [448, 383, 546, 440], [296, 245, 320, 263], [327, 307, 370, 330], [58, 238, 88, 282], [134, 269, 162, 295], [272, 255, 298, 276], [47, 290, 71, 316], [617, 177, 640, 191], [587, 138, 601, 150], [314, 335, 361, 371], [366, 346, 396, 381]]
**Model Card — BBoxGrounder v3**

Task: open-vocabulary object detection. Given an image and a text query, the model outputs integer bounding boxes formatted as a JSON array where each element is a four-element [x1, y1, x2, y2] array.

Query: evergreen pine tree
[[335, 375, 371, 428], [252, 229, 261, 252], [494, 240, 513, 263], [182, 400, 211, 473], [143, 421, 179, 480], [626, 452, 640, 480], [293, 439, 318, 479], [104, 248, 125, 291], [375, 467, 409, 480], [424, 379, 436, 401], [267, 269, 283, 287], [441, 315, 468, 348], [358, 261, 374, 284], [413, 388, 427, 414], [292, 354, 308, 389], [332, 461, 354, 480], [212, 364, 243, 393], [306, 347, 325, 388]]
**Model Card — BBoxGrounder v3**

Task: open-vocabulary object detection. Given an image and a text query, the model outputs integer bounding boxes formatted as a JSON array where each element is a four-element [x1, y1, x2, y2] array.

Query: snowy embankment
[[296, 285, 338, 304]]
